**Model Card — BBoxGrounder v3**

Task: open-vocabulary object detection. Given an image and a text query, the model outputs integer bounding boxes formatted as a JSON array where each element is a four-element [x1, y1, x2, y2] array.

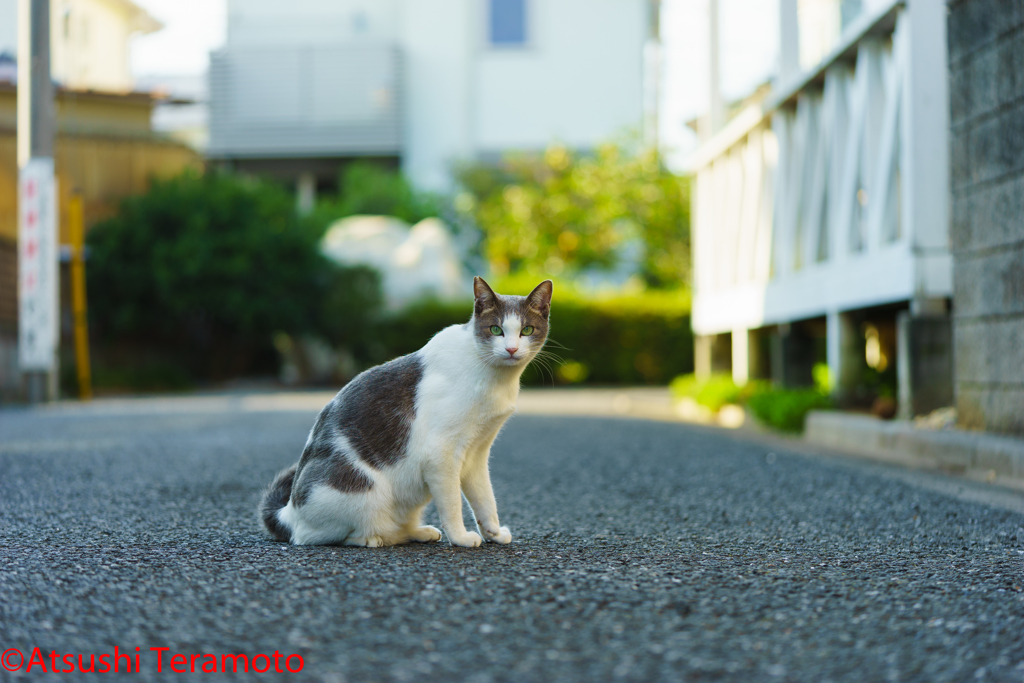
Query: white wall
[[400, 0, 476, 191], [226, 0, 398, 48], [401, 0, 645, 191], [474, 0, 644, 152]]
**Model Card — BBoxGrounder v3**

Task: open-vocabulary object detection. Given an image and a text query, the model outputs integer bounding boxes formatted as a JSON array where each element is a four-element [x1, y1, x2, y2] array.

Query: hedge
[[376, 289, 693, 386]]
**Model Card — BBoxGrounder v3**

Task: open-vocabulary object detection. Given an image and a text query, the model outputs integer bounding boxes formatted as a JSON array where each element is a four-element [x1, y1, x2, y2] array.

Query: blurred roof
[[0, 82, 161, 138], [109, 0, 164, 34], [0, 81, 158, 105]]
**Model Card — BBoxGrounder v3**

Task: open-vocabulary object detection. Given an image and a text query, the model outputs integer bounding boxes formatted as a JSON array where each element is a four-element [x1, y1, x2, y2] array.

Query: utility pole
[[17, 0, 59, 403]]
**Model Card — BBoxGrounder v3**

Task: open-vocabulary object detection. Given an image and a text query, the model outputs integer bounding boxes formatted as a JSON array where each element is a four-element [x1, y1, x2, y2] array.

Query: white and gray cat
[[260, 277, 552, 547]]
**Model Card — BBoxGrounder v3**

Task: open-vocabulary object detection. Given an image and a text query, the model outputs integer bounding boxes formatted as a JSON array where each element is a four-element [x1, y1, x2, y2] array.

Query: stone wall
[[948, 1, 1024, 435]]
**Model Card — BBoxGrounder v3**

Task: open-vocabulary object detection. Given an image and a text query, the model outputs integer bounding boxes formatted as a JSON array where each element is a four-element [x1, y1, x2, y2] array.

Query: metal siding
[[208, 45, 402, 158]]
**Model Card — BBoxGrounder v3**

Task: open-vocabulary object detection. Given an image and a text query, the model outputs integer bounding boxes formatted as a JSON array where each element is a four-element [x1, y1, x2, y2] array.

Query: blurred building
[[0, 0, 161, 92], [207, 0, 647, 195], [687, 0, 952, 418], [0, 0, 200, 402], [136, 73, 209, 152], [947, 2, 1024, 435]]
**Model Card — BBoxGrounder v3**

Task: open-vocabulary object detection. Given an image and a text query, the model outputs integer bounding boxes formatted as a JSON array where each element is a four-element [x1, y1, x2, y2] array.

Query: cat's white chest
[[422, 367, 518, 425], [416, 325, 521, 440], [469, 378, 518, 424]]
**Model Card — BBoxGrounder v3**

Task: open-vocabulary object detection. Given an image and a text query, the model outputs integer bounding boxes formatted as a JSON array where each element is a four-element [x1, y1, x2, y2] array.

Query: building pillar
[[732, 326, 750, 386], [769, 327, 783, 385], [827, 310, 860, 400], [296, 172, 316, 215], [774, 324, 816, 388], [694, 335, 712, 381], [896, 307, 953, 419], [910, 296, 947, 316], [747, 327, 767, 381]]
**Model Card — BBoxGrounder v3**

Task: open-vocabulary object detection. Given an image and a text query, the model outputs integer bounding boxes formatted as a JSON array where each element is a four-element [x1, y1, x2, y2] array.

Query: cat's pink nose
[[506, 348, 518, 357]]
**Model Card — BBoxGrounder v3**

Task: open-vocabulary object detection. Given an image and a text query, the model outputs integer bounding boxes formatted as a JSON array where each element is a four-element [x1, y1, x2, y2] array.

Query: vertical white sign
[[18, 157, 58, 371]]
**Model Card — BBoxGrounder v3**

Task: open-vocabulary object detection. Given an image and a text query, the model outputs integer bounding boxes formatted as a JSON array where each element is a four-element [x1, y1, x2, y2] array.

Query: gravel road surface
[[1, 397, 1023, 682]]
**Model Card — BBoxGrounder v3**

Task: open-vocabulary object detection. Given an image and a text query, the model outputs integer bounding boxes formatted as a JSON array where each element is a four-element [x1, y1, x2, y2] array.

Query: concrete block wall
[[948, 0, 1024, 435]]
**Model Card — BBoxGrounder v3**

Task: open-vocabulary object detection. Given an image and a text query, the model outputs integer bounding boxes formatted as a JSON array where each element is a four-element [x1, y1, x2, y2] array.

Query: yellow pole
[[68, 193, 92, 400]]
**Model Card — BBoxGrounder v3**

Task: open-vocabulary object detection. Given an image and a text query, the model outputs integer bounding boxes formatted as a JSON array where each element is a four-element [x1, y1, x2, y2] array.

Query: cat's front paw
[[483, 526, 512, 544], [448, 531, 483, 548]]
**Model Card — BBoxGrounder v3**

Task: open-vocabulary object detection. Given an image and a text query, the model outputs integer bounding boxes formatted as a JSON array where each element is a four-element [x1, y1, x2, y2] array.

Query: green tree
[[456, 142, 690, 288], [317, 162, 440, 225]]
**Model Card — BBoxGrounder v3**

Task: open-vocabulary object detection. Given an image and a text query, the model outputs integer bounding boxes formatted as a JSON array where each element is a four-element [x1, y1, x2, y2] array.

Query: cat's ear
[[526, 280, 553, 317], [474, 276, 498, 315]]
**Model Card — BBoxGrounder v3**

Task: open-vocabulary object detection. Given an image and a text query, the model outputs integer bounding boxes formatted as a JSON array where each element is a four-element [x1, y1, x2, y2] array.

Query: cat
[[259, 277, 552, 547]]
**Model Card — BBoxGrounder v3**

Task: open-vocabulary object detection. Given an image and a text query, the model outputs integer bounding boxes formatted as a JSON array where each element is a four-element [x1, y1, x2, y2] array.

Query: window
[[489, 0, 527, 47]]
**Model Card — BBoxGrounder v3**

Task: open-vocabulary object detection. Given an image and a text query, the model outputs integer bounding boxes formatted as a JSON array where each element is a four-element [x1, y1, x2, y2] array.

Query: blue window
[[489, 0, 527, 46]]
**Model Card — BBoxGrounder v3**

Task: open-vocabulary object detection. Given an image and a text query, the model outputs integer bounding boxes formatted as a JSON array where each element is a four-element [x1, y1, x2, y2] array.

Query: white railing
[[688, 0, 950, 344]]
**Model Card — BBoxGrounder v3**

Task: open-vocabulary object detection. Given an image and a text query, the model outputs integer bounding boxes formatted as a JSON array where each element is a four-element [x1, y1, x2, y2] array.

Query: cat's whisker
[[535, 349, 568, 367], [532, 357, 557, 386], [541, 337, 572, 352]]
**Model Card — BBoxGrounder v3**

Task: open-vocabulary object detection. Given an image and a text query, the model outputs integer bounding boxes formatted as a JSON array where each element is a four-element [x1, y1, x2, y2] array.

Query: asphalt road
[[1, 397, 1023, 682]]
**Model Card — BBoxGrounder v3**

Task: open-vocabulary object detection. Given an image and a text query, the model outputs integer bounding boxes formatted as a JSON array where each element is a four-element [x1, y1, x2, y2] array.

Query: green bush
[[313, 162, 440, 226], [86, 170, 382, 383], [670, 373, 769, 412], [670, 371, 831, 432], [374, 285, 693, 385], [746, 387, 832, 433]]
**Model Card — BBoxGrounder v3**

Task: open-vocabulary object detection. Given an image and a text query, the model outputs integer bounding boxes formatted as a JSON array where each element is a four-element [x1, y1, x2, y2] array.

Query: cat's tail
[[259, 465, 296, 542]]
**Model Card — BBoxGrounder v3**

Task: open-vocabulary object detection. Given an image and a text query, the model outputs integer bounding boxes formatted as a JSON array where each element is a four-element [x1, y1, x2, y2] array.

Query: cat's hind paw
[[346, 535, 384, 548], [483, 526, 512, 545], [448, 531, 482, 548], [410, 525, 442, 543]]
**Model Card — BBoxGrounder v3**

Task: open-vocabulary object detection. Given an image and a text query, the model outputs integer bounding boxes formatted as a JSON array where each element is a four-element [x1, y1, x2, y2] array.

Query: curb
[[805, 410, 1024, 488]]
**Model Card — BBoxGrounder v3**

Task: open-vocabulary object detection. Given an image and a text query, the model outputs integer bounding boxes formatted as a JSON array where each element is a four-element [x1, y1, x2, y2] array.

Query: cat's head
[[471, 277, 552, 367]]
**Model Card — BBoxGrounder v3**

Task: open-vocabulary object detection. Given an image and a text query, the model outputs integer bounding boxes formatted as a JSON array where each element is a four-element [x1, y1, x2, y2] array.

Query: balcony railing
[[687, 0, 950, 338]]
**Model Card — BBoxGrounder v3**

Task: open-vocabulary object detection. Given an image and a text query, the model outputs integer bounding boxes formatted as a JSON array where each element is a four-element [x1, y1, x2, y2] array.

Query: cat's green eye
[[521, 326, 534, 336], [489, 325, 503, 336]]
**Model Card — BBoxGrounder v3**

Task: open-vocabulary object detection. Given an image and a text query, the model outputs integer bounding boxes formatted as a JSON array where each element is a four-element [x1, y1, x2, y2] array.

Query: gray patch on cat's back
[[332, 353, 423, 469], [291, 438, 374, 507]]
